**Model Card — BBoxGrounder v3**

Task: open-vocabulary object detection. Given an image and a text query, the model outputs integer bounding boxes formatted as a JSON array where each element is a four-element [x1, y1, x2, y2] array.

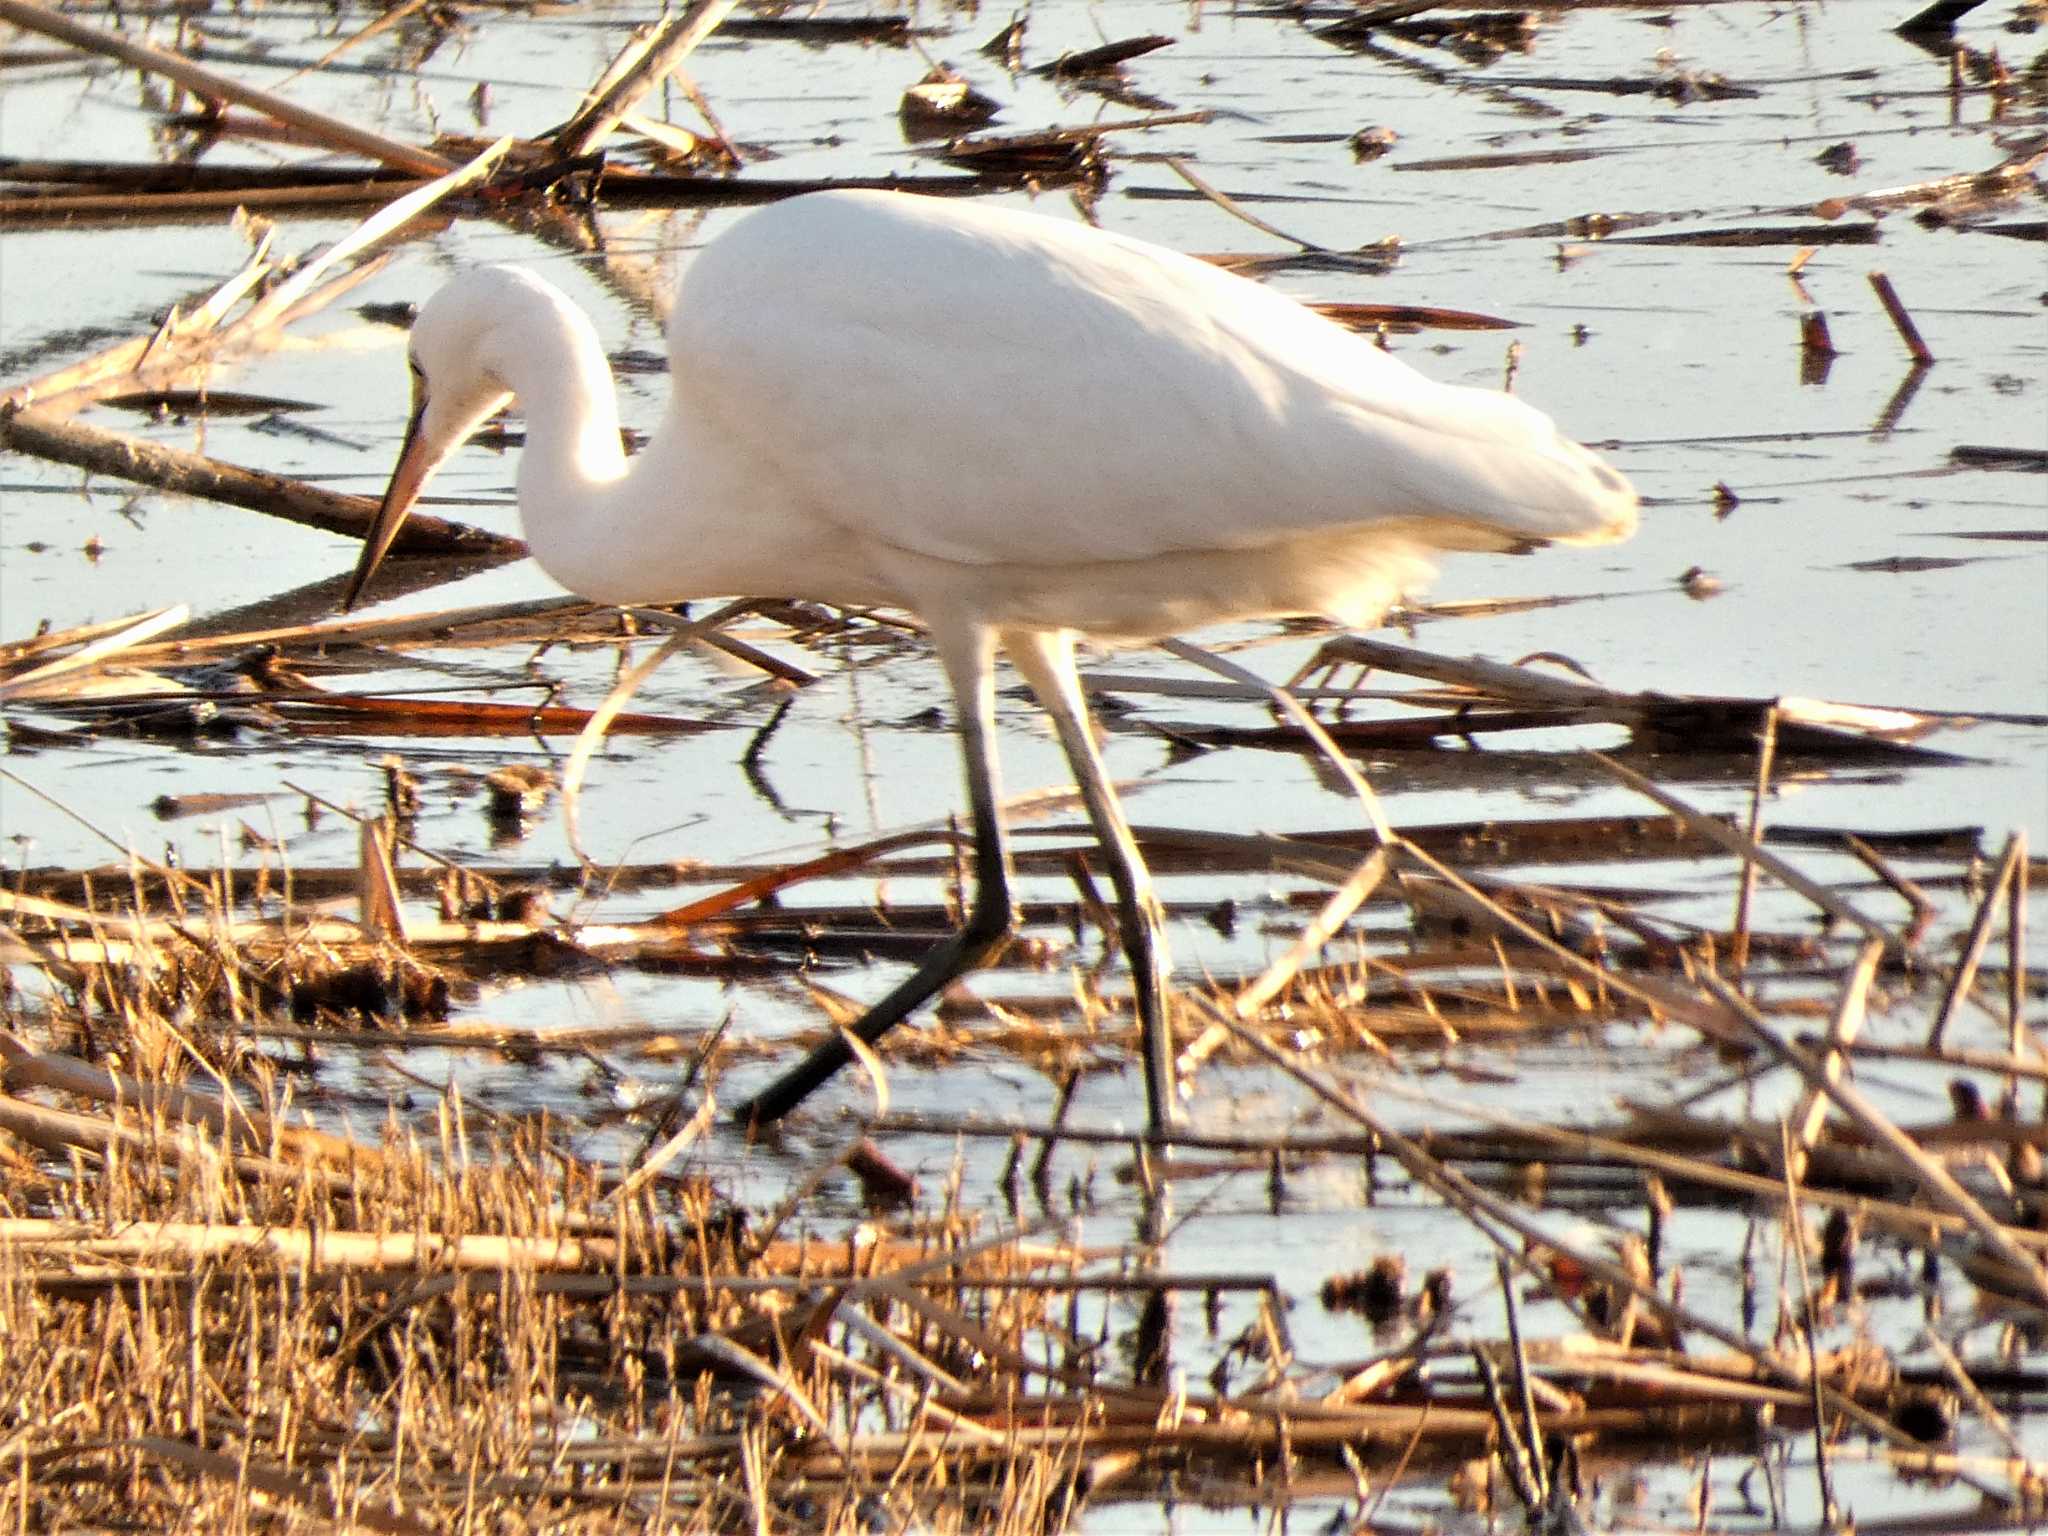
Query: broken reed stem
[[1589, 750, 1903, 956], [1923, 1329, 2033, 1470], [1157, 638, 1395, 843], [1175, 844, 1395, 1080], [1391, 836, 1743, 1042], [562, 597, 756, 870], [1473, 1349, 1544, 1513], [1162, 155, 1322, 252], [1842, 833, 1937, 938], [1926, 831, 2024, 1049], [1232, 848, 1392, 1021], [0, 407, 520, 556], [10, 145, 507, 421], [0, 1030, 382, 1169], [1798, 311, 1836, 383], [554, 0, 738, 158], [0, 606, 188, 701], [3, 245, 276, 413], [1897, 0, 1990, 36], [1778, 1120, 1841, 1528], [1868, 271, 1935, 364], [1788, 939, 1883, 1179], [610, 1094, 716, 1206], [875, 1110, 1374, 1158], [1730, 705, 1779, 972], [1496, 1255, 1548, 1508], [0, 181, 428, 222], [282, 0, 434, 83], [1157, 635, 1405, 1076], [0, 0, 452, 176], [2009, 829, 2028, 1065], [1028, 1067, 1083, 1189]]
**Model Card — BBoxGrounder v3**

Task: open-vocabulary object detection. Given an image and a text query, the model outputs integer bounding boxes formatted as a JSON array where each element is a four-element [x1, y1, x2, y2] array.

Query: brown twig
[[1868, 270, 1936, 364]]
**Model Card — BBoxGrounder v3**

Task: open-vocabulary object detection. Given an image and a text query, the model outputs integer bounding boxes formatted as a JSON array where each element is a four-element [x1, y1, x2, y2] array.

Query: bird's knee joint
[[961, 899, 1015, 951]]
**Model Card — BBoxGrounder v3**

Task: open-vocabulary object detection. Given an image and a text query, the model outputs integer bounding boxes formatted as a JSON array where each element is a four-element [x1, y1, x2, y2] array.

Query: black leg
[[733, 625, 1014, 1129]]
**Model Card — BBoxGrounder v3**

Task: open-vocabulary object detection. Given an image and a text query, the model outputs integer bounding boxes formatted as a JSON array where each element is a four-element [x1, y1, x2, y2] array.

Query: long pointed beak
[[342, 384, 432, 613]]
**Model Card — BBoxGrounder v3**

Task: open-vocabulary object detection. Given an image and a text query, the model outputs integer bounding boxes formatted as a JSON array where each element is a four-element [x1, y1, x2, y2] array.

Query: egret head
[[342, 269, 533, 611]]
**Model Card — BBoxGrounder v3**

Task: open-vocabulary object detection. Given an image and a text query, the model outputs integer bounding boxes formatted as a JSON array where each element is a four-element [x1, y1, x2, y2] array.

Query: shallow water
[[3, 0, 2046, 1528]]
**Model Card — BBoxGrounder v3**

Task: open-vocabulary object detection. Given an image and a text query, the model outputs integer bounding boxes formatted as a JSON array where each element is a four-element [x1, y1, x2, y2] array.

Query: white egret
[[341, 189, 1638, 1135]]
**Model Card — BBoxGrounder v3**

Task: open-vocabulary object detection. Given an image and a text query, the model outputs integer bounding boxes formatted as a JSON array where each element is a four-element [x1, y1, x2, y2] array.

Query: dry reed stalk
[[1163, 155, 1322, 251], [1303, 635, 1956, 762], [8, 138, 509, 423], [1851, 1037, 2048, 1086], [1926, 1330, 2033, 1470], [358, 815, 408, 941], [1842, 831, 1939, 939], [562, 598, 757, 869], [1, 242, 280, 413], [626, 605, 821, 685], [0, 408, 518, 554], [1786, 939, 1884, 1177], [0, 885, 533, 958], [611, 1094, 716, 1206], [0, 606, 188, 701], [1176, 848, 1395, 1080], [0, 0, 452, 175], [553, 0, 738, 159], [652, 835, 977, 931], [1389, 839, 1743, 1041], [1589, 750, 1904, 953], [0, 178, 433, 223], [1310, 300, 1520, 333], [1777, 1120, 1841, 1525], [129, 1436, 436, 1535], [122, 596, 593, 665], [279, 0, 434, 83], [1155, 636, 1404, 1078], [1927, 830, 2025, 1048], [0, 1092, 365, 1197], [1730, 704, 1779, 969]]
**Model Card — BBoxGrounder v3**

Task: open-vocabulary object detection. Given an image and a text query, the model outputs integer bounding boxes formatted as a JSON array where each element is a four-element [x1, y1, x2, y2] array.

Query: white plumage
[[343, 188, 1638, 1133]]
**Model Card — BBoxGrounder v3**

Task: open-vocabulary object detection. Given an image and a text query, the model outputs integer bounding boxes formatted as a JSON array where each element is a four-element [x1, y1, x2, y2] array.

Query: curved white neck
[[493, 292, 648, 601]]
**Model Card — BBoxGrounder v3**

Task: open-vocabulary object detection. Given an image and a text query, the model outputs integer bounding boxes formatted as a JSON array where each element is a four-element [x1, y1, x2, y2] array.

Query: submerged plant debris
[[1, 0, 2044, 1532]]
